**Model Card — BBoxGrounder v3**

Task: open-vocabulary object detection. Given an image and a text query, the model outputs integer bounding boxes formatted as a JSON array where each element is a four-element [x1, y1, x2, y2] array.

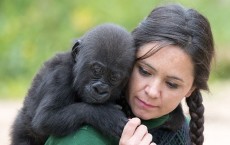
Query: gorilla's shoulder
[[36, 51, 74, 80], [43, 51, 74, 71]]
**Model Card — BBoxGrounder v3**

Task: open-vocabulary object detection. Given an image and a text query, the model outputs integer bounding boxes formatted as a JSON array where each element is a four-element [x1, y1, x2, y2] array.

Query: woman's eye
[[138, 66, 151, 76], [167, 81, 178, 89]]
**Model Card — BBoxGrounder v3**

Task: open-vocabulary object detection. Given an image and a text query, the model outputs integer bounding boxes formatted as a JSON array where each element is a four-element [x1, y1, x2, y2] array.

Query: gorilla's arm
[[33, 100, 127, 138], [30, 53, 127, 138]]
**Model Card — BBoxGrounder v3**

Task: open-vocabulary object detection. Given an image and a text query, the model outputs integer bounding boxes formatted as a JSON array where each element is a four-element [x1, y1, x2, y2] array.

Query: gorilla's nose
[[92, 82, 110, 98]]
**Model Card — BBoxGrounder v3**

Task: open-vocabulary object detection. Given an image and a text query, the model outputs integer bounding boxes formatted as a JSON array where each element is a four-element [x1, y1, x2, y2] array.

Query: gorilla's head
[[72, 24, 135, 104]]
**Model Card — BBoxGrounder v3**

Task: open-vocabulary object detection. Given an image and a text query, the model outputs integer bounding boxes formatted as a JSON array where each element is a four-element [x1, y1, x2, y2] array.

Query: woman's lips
[[135, 97, 158, 109]]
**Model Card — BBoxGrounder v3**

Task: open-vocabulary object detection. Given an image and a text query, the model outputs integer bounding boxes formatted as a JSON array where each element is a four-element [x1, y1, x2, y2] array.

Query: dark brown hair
[[132, 4, 214, 145]]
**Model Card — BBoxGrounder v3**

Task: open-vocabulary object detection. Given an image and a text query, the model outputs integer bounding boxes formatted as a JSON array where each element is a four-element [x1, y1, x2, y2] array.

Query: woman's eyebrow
[[139, 61, 157, 72], [140, 61, 185, 83], [167, 76, 184, 83]]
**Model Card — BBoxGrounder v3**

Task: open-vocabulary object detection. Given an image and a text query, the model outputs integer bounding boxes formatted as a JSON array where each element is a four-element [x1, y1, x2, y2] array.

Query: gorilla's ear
[[71, 39, 81, 62]]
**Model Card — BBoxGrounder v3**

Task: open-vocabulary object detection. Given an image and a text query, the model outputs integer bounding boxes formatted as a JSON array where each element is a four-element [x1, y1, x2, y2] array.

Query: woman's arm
[[45, 118, 157, 145], [119, 118, 156, 145], [45, 125, 115, 145]]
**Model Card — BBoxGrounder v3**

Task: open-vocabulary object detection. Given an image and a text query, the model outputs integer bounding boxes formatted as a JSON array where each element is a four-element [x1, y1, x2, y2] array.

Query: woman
[[45, 4, 214, 145]]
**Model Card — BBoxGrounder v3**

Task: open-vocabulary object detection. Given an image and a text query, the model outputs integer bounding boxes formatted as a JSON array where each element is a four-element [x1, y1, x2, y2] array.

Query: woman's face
[[127, 43, 195, 120]]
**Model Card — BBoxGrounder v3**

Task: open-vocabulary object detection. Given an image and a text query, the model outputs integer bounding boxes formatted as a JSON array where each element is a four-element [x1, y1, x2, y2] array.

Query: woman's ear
[[185, 86, 196, 98]]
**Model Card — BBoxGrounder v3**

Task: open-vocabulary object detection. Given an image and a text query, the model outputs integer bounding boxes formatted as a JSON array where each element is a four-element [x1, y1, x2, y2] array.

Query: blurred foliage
[[0, 0, 230, 99]]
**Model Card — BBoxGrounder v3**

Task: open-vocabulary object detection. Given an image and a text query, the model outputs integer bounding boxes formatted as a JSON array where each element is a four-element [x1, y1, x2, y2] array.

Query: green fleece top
[[45, 115, 169, 145]]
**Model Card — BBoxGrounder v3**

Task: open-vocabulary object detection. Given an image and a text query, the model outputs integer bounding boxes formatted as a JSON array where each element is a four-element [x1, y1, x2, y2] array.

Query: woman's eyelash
[[138, 66, 151, 76], [167, 81, 178, 89]]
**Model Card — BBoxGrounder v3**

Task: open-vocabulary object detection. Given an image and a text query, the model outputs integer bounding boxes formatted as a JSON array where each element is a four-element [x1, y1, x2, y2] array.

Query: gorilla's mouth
[[83, 85, 110, 104]]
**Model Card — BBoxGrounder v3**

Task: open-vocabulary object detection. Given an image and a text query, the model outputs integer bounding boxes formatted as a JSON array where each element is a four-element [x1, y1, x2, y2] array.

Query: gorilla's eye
[[91, 63, 103, 76], [110, 73, 121, 84]]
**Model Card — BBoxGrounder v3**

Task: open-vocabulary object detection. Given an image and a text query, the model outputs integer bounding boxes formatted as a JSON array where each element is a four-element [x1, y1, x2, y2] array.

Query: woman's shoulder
[[150, 119, 191, 145], [45, 125, 118, 145], [149, 105, 191, 145]]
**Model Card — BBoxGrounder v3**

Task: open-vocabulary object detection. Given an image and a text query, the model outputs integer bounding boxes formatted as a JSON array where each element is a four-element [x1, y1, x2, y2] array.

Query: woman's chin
[[133, 110, 152, 120]]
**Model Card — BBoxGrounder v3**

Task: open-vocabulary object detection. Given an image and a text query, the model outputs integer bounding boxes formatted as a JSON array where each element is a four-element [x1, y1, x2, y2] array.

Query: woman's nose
[[145, 80, 161, 98]]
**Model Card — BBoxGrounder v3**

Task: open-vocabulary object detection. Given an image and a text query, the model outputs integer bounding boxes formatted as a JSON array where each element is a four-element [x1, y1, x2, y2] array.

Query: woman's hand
[[119, 118, 156, 145]]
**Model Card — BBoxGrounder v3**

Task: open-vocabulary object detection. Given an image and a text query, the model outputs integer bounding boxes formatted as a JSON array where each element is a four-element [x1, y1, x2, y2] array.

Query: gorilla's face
[[72, 39, 134, 104], [73, 50, 131, 104], [81, 61, 126, 103], [72, 23, 135, 104]]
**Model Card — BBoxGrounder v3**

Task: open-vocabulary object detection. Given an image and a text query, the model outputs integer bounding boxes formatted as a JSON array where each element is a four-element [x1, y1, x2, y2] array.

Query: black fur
[[11, 23, 136, 145]]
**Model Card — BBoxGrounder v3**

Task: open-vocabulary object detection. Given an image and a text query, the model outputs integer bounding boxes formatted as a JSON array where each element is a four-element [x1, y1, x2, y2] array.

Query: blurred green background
[[0, 0, 230, 100]]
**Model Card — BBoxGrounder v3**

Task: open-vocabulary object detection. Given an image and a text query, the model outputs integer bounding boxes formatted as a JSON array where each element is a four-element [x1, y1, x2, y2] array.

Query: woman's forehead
[[138, 43, 192, 66], [137, 43, 194, 82], [137, 43, 159, 57]]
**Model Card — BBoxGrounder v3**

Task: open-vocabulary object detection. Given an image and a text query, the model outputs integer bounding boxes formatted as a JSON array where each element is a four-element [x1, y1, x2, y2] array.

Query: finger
[[120, 118, 141, 143], [131, 124, 148, 142], [150, 143, 157, 145], [139, 133, 152, 145]]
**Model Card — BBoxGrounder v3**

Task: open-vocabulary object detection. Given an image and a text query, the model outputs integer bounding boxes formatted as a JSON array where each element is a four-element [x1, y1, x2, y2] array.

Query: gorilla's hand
[[84, 103, 128, 139]]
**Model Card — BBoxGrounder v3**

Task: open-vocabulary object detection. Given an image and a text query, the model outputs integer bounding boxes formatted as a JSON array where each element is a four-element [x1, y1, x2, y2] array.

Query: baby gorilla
[[11, 23, 135, 145]]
